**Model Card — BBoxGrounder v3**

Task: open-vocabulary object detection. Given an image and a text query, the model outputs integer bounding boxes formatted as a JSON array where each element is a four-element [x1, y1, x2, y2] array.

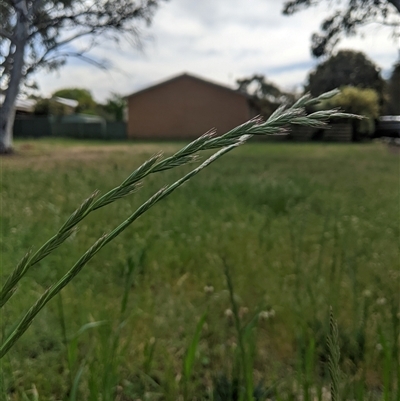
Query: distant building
[[126, 73, 259, 140], [52, 97, 79, 114], [0, 95, 79, 116], [0, 94, 36, 115]]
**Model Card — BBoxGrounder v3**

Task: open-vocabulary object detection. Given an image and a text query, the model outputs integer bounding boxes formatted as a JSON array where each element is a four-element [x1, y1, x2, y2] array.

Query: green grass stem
[[327, 308, 341, 401]]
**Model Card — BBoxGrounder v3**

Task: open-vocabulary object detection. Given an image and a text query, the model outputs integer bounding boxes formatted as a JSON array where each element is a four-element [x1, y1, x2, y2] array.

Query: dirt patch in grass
[[1, 141, 182, 170]]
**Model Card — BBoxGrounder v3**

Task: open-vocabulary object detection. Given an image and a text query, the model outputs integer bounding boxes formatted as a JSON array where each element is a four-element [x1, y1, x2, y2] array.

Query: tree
[[306, 50, 386, 106], [320, 86, 380, 138], [100, 93, 126, 121], [385, 62, 400, 115], [0, 0, 164, 153], [33, 98, 69, 116], [236, 74, 295, 118], [283, 0, 400, 57], [53, 88, 97, 114]]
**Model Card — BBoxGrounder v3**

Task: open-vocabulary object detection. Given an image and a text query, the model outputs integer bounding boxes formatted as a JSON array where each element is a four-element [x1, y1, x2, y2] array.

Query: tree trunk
[[0, 1, 29, 154], [0, 106, 16, 153], [388, 0, 400, 14]]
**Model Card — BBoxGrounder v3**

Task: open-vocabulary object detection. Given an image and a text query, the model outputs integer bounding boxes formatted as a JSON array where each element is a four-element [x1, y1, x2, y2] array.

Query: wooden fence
[[13, 117, 127, 140], [13, 117, 355, 142]]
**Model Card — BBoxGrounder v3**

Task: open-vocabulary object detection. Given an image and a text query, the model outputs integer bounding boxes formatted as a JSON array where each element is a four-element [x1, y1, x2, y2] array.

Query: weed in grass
[[209, 259, 277, 401]]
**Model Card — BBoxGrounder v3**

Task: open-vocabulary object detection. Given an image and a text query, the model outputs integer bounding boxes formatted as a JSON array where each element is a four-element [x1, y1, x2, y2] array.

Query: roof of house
[[126, 72, 249, 99], [53, 96, 79, 108], [0, 95, 78, 112], [0, 94, 36, 112]]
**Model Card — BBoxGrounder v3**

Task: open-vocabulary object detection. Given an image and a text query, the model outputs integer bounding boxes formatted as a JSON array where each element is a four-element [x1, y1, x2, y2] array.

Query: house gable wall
[[127, 75, 253, 139]]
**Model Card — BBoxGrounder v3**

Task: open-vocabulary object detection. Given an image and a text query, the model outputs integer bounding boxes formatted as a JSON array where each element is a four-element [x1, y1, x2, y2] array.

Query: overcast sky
[[32, 0, 400, 103]]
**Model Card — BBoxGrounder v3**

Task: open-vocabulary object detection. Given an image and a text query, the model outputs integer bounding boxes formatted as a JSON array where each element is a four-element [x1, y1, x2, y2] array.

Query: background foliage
[[320, 86, 380, 136], [306, 50, 386, 106]]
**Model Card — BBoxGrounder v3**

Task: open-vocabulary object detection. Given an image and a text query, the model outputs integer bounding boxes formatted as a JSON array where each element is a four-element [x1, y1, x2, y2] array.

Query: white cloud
[[32, 0, 400, 102]]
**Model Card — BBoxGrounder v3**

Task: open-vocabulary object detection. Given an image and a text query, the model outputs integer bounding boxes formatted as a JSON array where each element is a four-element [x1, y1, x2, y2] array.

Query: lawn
[[1, 139, 399, 400]]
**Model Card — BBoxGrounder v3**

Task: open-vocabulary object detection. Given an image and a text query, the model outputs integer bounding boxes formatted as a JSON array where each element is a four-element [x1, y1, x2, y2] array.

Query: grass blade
[[327, 307, 341, 401], [183, 312, 207, 399], [183, 312, 207, 381]]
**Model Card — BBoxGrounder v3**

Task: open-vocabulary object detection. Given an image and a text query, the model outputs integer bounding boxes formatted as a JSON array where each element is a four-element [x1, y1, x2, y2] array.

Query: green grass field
[[1, 139, 399, 400]]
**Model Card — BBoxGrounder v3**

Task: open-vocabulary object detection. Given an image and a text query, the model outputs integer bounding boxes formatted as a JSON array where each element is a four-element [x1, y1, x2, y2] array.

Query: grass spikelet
[[303, 89, 341, 108], [172, 128, 217, 157], [265, 107, 305, 126], [266, 104, 287, 121], [121, 152, 163, 185], [291, 117, 328, 128], [93, 152, 164, 210], [60, 191, 100, 232], [0, 251, 32, 308], [306, 109, 340, 120], [313, 89, 341, 101], [0, 233, 109, 359], [331, 112, 364, 120], [94, 183, 141, 208], [208, 116, 263, 146], [29, 228, 77, 266], [0, 226, 76, 306], [153, 154, 198, 172], [292, 93, 312, 109]]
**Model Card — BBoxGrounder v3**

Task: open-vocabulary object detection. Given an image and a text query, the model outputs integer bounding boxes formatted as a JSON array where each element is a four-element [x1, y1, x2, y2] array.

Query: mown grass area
[[1, 139, 399, 400]]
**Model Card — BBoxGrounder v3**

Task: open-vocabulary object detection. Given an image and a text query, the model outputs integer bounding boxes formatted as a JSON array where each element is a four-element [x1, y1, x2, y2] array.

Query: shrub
[[34, 98, 70, 116], [320, 86, 380, 138]]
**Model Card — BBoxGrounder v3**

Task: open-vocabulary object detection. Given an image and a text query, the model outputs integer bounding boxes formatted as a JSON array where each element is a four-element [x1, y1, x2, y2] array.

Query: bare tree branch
[[283, 0, 400, 57]]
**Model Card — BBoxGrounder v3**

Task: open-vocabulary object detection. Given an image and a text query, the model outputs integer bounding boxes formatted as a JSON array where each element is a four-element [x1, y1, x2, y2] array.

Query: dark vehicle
[[374, 116, 400, 138]]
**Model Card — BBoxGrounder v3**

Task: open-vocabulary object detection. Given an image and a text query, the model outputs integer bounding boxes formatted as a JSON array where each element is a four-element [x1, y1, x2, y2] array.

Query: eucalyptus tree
[[236, 74, 295, 118], [386, 62, 400, 114], [306, 50, 386, 104], [0, 0, 164, 153]]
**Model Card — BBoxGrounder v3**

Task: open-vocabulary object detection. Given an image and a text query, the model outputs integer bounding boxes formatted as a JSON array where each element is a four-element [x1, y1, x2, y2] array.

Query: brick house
[[126, 73, 259, 140]]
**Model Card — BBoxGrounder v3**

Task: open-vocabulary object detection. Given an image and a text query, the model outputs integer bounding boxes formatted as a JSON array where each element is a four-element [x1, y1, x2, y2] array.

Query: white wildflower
[[24, 207, 32, 216], [239, 307, 249, 318], [376, 297, 386, 305], [224, 309, 233, 318], [204, 285, 214, 294], [259, 311, 270, 320]]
